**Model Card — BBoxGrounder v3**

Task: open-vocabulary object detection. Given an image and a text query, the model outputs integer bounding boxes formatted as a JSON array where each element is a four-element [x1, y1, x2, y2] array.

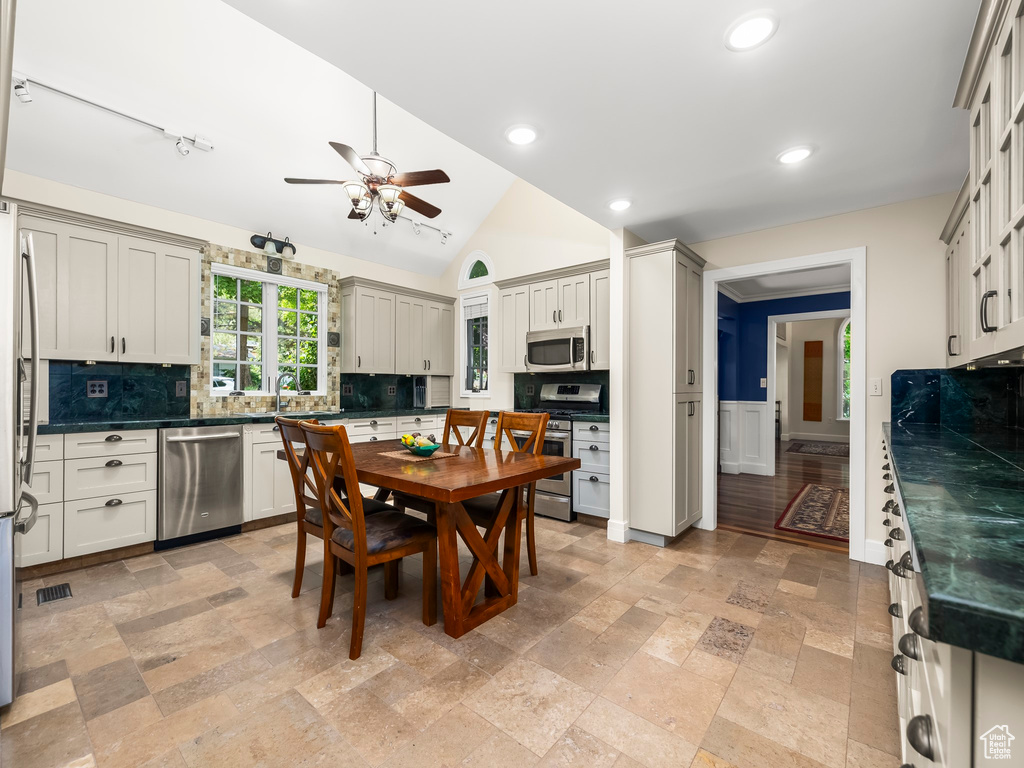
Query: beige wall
[[439, 179, 612, 409], [3, 170, 442, 294], [786, 317, 850, 442], [693, 192, 955, 548], [776, 338, 789, 438]]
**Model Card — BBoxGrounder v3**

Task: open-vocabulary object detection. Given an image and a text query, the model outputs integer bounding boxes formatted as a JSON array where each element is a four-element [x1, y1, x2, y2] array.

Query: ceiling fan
[[284, 92, 450, 223]]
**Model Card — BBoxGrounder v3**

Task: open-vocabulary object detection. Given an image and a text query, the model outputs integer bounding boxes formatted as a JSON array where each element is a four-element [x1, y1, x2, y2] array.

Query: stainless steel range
[[515, 382, 602, 522]]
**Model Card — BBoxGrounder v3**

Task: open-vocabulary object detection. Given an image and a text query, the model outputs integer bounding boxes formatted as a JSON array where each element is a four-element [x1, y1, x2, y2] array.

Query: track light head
[[13, 79, 31, 104], [440, 231, 448, 245], [411, 221, 421, 236], [175, 137, 190, 157]]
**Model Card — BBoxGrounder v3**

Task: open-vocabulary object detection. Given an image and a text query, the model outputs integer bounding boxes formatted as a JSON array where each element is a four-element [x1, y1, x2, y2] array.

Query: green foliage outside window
[[841, 320, 852, 419]]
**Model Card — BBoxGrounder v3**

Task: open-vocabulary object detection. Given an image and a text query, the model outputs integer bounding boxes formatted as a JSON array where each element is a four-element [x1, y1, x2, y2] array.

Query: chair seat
[[391, 491, 436, 516], [305, 497, 391, 528], [461, 492, 508, 526], [331, 510, 436, 554]]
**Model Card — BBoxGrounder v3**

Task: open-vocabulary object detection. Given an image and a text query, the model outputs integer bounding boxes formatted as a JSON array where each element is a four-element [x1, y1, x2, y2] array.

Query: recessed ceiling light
[[725, 12, 778, 52], [608, 199, 632, 212], [505, 125, 537, 145], [777, 146, 813, 164]]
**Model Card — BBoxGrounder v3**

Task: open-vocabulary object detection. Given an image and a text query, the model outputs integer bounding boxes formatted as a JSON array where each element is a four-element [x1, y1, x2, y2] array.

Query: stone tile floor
[[1, 517, 900, 768]]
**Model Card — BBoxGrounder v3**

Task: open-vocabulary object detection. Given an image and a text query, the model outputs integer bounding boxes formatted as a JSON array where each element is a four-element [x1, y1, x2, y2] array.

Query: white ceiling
[[5, 0, 515, 276], [721, 263, 850, 301], [226, 0, 978, 244]]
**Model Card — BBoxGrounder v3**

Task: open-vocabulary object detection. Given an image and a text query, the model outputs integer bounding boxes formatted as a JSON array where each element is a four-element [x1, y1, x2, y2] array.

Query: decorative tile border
[[191, 245, 341, 418]]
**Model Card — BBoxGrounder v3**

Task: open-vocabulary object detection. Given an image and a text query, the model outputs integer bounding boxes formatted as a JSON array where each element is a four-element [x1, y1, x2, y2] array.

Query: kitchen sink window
[[461, 293, 489, 396], [210, 264, 327, 396]]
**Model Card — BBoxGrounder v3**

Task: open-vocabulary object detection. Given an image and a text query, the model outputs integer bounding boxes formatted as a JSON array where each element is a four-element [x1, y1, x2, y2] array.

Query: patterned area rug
[[786, 441, 850, 458], [775, 484, 850, 542]]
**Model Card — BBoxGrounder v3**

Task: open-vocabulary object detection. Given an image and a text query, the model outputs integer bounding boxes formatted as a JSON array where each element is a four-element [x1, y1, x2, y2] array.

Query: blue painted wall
[[718, 291, 851, 402]]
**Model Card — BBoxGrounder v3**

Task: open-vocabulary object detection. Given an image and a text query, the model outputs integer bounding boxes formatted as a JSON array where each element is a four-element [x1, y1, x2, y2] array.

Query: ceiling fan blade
[[329, 142, 372, 176], [399, 190, 441, 219], [284, 178, 347, 184], [390, 169, 451, 187]]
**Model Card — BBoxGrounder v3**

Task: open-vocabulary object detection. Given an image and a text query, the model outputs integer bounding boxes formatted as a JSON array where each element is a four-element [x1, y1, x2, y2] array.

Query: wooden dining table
[[278, 438, 580, 639]]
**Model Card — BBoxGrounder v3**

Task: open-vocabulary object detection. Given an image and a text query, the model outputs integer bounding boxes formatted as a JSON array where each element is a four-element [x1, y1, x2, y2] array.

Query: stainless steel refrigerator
[[0, 201, 42, 709]]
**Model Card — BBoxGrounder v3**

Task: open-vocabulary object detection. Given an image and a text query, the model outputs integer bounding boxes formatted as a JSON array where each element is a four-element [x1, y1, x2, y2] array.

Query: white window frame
[[837, 317, 851, 421], [460, 290, 490, 398], [210, 264, 328, 397], [458, 250, 495, 291]]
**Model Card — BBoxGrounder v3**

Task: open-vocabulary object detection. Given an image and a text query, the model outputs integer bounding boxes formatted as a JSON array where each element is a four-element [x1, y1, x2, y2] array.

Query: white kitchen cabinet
[[355, 286, 396, 374], [64, 453, 158, 502], [20, 215, 118, 361], [64, 490, 157, 558], [626, 239, 705, 541], [250, 440, 296, 521], [589, 269, 611, 370], [397, 414, 439, 434], [558, 275, 591, 327], [15, 502, 64, 567], [946, 210, 970, 364], [23, 460, 64, 505], [64, 429, 158, 460], [529, 279, 559, 331], [395, 294, 426, 375], [498, 286, 530, 372], [574, 440, 610, 474], [424, 301, 455, 375], [117, 236, 200, 364], [573, 471, 610, 519]]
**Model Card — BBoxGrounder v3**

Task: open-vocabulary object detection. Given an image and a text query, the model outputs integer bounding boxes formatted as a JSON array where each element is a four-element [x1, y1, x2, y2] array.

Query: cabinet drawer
[[64, 430, 157, 459], [24, 460, 64, 505], [348, 433, 396, 445], [573, 471, 610, 518], [64, 453, 157, 501], [64, 490, 156, 557], [573, 421, 610, 444], [573, 441, 610, 473], [246, 422, 284, 445], [25, 434, 64, 463], [15, 502, 64, 567], [397, 415, 439, 433], [347, 419, 397, 437]]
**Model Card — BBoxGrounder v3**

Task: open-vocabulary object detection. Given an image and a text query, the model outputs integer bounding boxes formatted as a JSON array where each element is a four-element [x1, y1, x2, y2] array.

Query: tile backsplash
[[891, 368, 1022, 429], [513, 371, 610, 411], [338, 374, 415, 410], [48, 361, 191, 422]]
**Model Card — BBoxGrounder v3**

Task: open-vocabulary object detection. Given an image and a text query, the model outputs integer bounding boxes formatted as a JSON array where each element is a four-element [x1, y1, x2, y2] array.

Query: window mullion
[[267, 282, 279, 393]]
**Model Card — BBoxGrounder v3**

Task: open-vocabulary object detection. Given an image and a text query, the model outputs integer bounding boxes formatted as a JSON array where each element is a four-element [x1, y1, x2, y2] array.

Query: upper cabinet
[[341, 277, 455, 375], [947, 0, 1024, 363], [20, 213, 201, 364], [529, 275, 591, 330], [590, 270, 611, 370], [498, 285, 530, 373]]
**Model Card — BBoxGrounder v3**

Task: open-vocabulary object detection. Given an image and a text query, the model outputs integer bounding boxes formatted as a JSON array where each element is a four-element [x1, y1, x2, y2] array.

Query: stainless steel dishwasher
[[158, 425, 244, 541]]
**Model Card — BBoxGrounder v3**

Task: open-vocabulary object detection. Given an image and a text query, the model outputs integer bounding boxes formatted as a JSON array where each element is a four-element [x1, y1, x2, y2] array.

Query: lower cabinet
[[249, 439, 296, 522], [573, 471, 610, 518], [16, 502, 64, 567], [64, 490, 157, 558]]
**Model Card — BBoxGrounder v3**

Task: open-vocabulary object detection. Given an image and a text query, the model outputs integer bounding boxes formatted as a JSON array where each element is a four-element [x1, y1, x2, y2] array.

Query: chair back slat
[[443, 409, 489, 448], [301, 422, 368, 557], [495, 411, 549, 455], [276, 417, 320, 519]]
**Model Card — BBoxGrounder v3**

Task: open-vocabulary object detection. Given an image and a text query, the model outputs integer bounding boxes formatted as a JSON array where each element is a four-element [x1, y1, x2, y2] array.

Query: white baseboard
[[606, 519, 629, 543], [860, 538, 888, 567], [780, 432, 791, 442], [719, 461, 740, 475], [788, 431, 850, 444]]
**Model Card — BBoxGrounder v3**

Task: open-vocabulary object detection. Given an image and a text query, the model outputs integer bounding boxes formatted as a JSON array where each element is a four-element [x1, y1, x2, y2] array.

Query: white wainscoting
[[718, 401, 771, 476]]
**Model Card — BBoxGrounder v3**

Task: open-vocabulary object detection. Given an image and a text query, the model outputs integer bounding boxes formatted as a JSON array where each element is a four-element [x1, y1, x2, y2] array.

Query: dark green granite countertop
[[39, 408, 454, 434], [570, 413, 610, 423], [884, 421, 1024, 663]]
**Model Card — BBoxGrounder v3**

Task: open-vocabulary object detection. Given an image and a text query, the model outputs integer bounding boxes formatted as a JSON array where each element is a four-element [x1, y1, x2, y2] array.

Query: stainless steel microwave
[[525, 326, 590, 372]]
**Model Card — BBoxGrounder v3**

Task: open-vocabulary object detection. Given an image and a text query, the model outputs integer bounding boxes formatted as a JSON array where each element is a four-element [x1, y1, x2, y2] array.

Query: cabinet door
[[355, 287, 396, 373], [970, 254, 998, 360], [251, 441, 295, 520], [529, 279, 559, 331], [675, 259, 702, 393], [118, 237, 200, 364], [947, 215, 972, 364], [673, 398, 689, 534], [434, 303, 455, 375], [64, 490, 157, 557], [685, 396, 702, 530], [395, 295, 426, 375], [14, 501, 63, 567], [499, 287, 530, 372], [589, 270, 611, 370], [21, 217, 118, 361], [557, 275, 590, 327]]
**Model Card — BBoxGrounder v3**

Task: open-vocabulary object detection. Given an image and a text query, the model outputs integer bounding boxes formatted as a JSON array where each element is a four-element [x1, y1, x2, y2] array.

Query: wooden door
[[589, 269, 611, 370], [395, 295, 426, 374], [557, 274, 590, 327], [499, 286, 530, 372], [529, 279, 559, 331], [118, 237, 199, 364]]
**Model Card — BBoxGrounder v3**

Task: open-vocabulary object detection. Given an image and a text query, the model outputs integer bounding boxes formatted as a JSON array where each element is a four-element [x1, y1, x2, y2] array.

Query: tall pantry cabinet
[[626, 239, 705, 542]]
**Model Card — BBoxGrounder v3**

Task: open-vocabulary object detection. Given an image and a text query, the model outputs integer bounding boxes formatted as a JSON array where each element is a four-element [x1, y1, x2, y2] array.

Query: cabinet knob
[[369, 436, 377, 442], [105, 459, 123, 468], [908, 606, 929, 639], [369, 420, 378, 426], [898, 632, 921, 661], [589, 425, 599, 431], [414, 417, 421, 423], [105, 498, 123, 507], [105, 434, 123, 442], [589, 444, 600, 451], [906, 715, 935, 761], [589, 475, 599, 482], [888, 602, 902, 618], [490, 419, 497, 425], [891, 654, 907, 675]]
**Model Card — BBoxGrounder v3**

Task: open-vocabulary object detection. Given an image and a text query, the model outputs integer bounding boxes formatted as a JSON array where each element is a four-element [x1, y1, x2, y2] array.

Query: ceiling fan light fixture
[[377, 184, 403, 209], [342, 180, 372, 214], [380, 196, 405, 222], [505, 125, 538, 146]]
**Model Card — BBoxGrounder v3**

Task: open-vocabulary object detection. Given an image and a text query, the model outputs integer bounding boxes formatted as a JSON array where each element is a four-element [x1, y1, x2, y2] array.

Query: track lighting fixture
[[411, 221, 421, 236], [13, 79, 31, 104], [440, 231, 448, 245], [175, 137, 190, 157]]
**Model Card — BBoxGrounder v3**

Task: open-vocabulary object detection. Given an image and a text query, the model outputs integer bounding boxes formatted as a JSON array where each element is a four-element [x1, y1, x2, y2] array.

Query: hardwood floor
[[717, 439, 850, 553]]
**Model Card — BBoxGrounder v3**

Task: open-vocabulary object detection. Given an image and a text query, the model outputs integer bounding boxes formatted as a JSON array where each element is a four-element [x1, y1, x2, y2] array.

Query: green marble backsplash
[[891, 368, 1023, 429], [48, 361, 191, 422], [513, 371, 610, 411], [338, 374, 415, 410]]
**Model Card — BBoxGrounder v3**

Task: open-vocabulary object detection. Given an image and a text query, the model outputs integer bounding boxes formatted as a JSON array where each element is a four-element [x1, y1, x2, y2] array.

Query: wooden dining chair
[[300, 421, 437, 659], [391, 409, 490, 516], [461, 411, 549, 576]]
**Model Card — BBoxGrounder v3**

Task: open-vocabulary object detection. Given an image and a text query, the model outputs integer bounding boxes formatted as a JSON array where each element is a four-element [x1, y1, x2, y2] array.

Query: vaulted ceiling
[[5, 0, 515, 276]]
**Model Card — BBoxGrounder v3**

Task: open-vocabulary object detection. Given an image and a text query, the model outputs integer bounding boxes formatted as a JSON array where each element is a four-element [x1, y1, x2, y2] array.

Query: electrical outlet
[[870, 378, 883, 396], [387, 385, 397, 396], [86, 380, 107, 398], [760, 377, 767, 388], [525, 384, 535, 396], [342, 384, 353, 396], [175, 380, 188, 397]]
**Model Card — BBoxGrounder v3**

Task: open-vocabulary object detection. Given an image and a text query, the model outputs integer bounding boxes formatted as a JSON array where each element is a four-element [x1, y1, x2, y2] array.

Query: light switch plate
[[175, 381, 188, 397], [86, 380, 107, 398], [870, 377, 883, 396], [760, 378, 767, 388]]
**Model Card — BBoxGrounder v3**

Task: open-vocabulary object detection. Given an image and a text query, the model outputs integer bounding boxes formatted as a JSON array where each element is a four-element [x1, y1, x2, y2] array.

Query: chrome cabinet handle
[[908, 606, 929, 639], [891, 654, 907, 675], [888, 603, 902, 618], [105, 434, 123, 442], [981, 290, 998, 333], [414, 417, 421, 423], [105, 459, 123, 468], [105, 498, 123, 507], [906, 715, 935, 760], [14, 491, 39, 535], [428, 360, 431, 370], [898, 632, 921, 660], [423, 360, 427, 370], [589, 444, 600, 450]]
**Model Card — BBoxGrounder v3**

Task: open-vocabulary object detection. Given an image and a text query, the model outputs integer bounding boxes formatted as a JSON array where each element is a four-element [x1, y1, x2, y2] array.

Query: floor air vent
[[36, 584, 72, 605]]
